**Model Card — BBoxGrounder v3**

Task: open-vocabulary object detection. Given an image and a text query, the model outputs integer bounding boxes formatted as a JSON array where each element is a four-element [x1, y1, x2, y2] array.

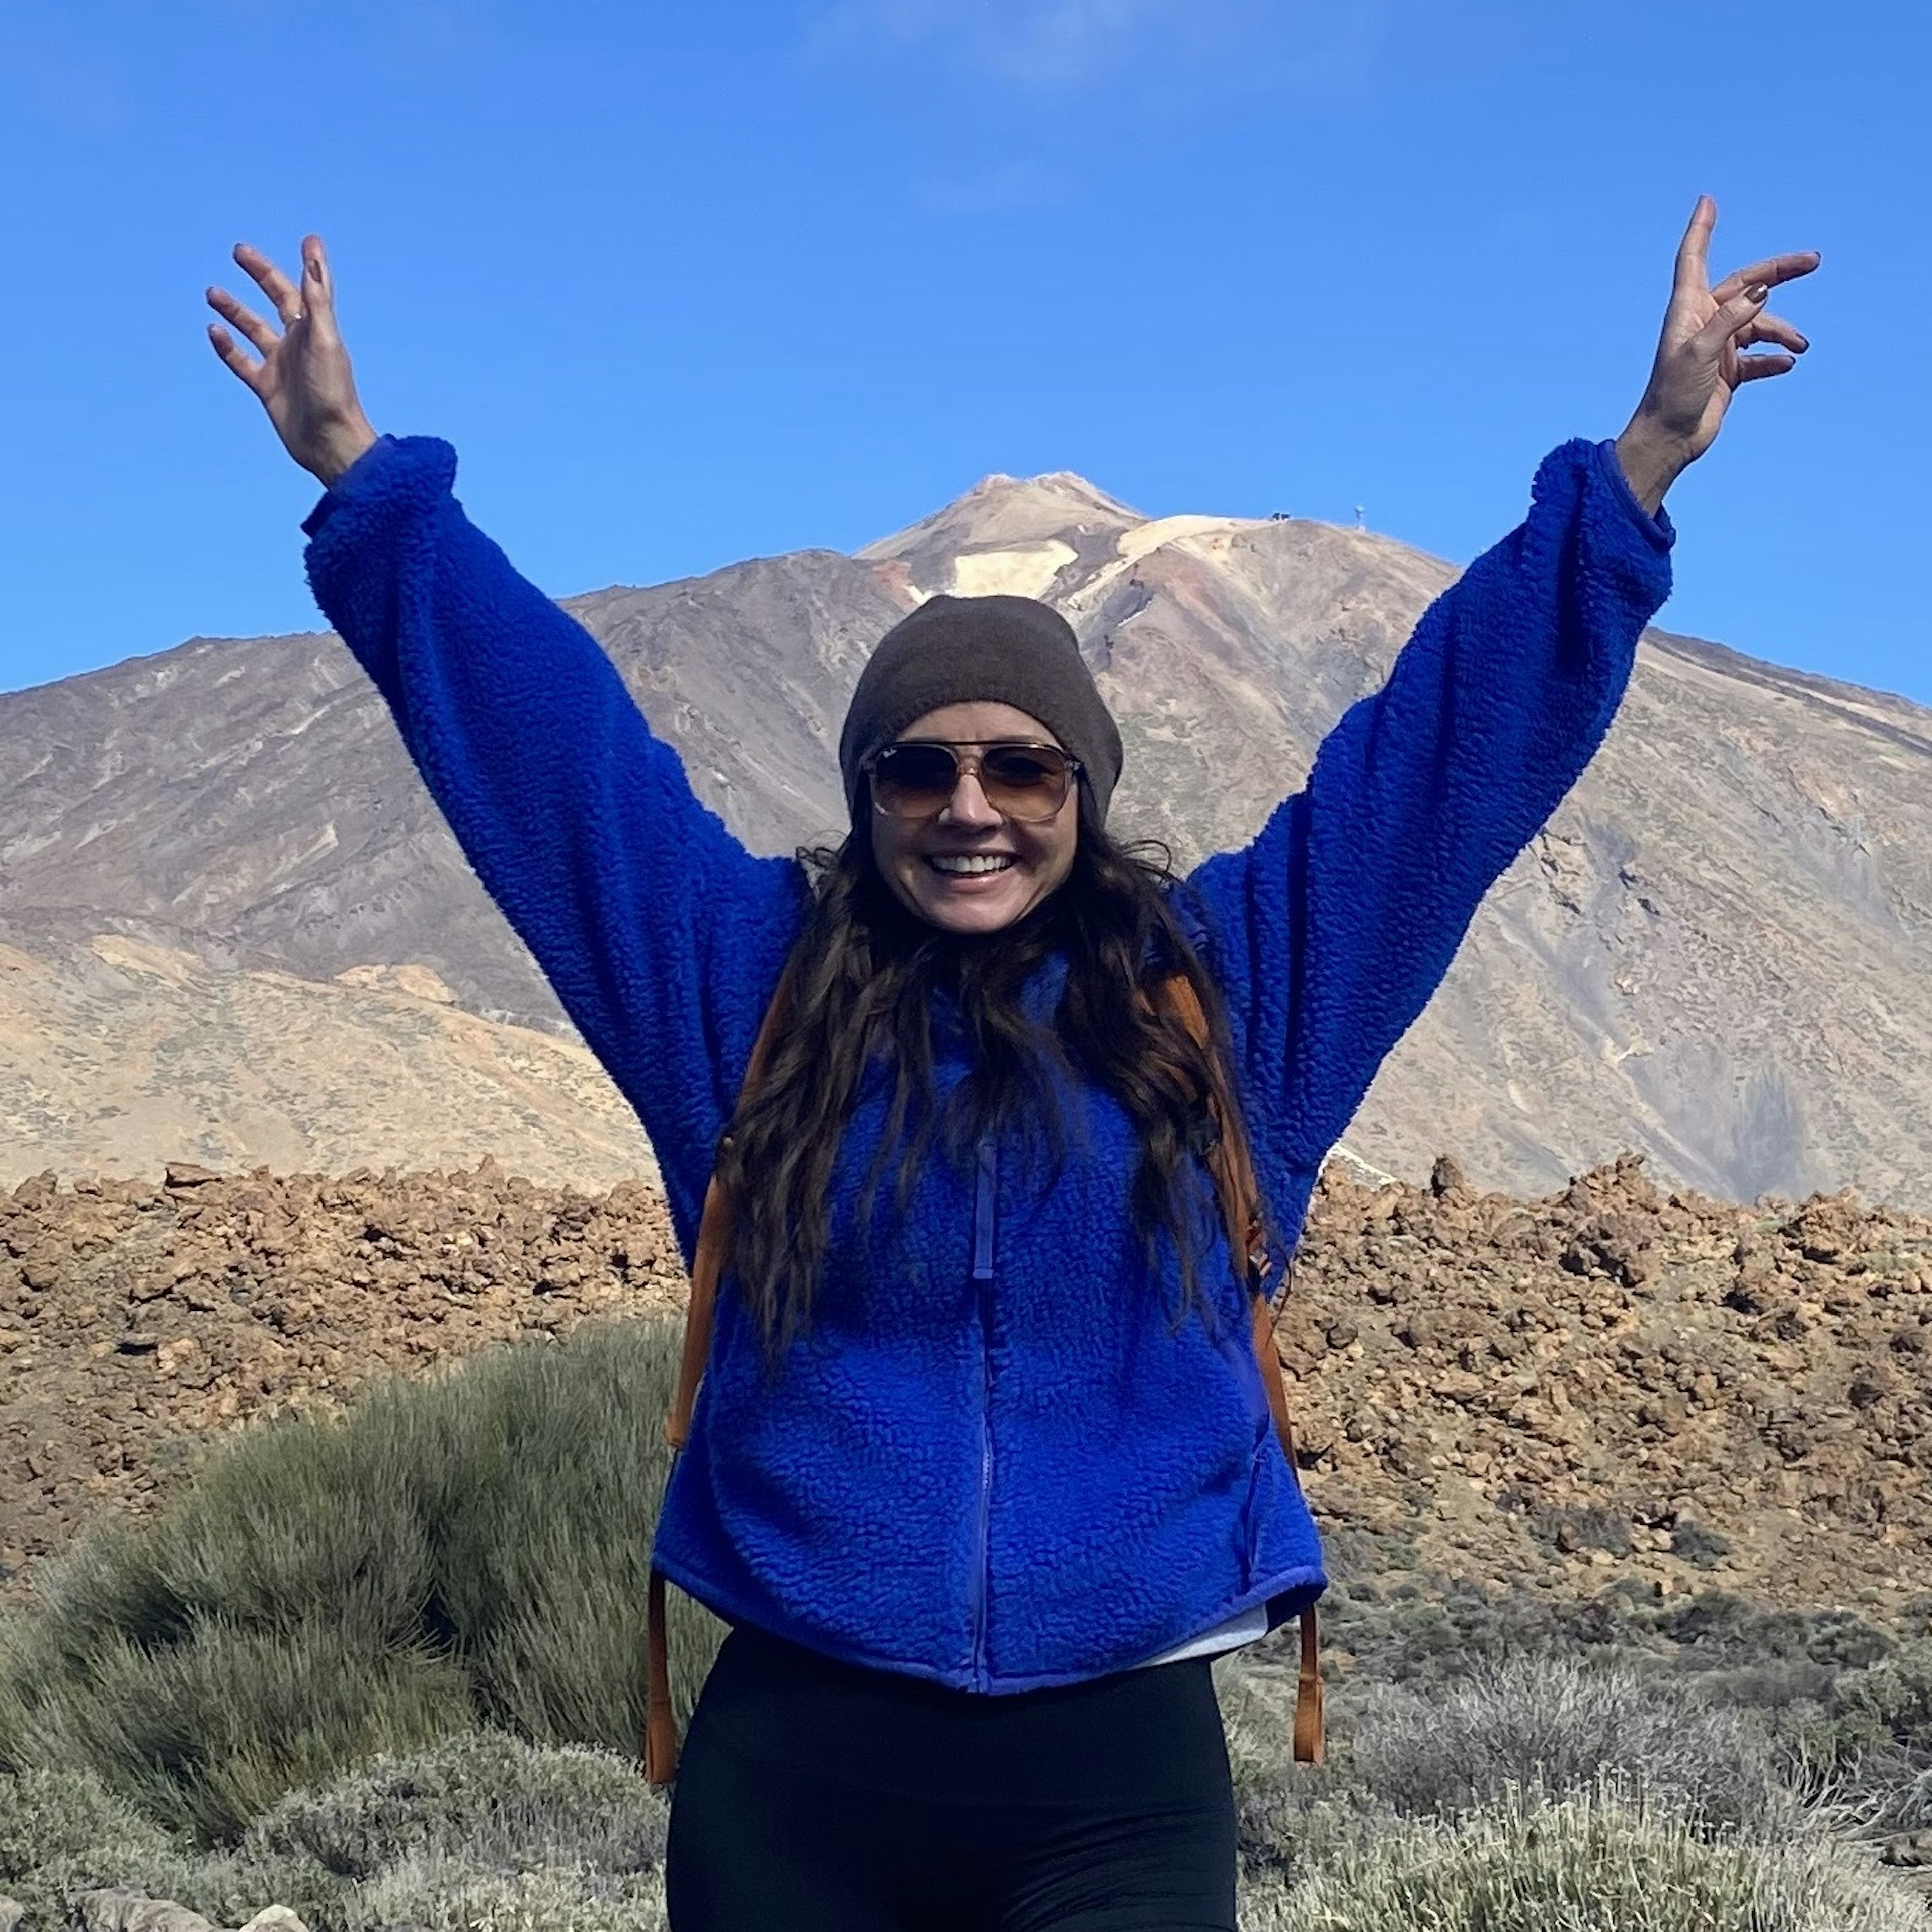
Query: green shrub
[[1305, 1565, 1911, 1760], [1662, 1517, 1732, 1569], [1838, 1753, 1932, 1839], [6, 1308, 1925, 1912], [1681, 1636, 1932, 1829], [0, 1762, 341, 1932], [0, 1762, 176, 1884], [246, 1729, 672, 1931], [1528, 1505, 1635, 1560], [0, 1316, 724, 1845], [1836, 1643, 1932, 1757], [1651, 1595, 1896, 1672], [1348, 1653, 1809, 1836], [324, 1848, 668, 1932], [1308, 1572, 1672, 1695], [1873, 1761, 1932, 1835], [1215, 1655, 1371, 1878], [1, 1726, 672, 1932], [1235, 1780, 1929, 1932], [239, 1727, 669, 1884], [7, 1616, 474, 1844]]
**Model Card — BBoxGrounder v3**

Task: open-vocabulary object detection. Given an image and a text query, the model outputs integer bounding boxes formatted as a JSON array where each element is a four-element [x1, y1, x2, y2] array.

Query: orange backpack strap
[[644, 968, 797, 1787], [1158, 970, 1323, 1765]]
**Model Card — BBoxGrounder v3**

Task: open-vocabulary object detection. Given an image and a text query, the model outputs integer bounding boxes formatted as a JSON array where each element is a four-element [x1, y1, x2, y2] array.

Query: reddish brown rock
[[3, 1149, 1929, 1622]]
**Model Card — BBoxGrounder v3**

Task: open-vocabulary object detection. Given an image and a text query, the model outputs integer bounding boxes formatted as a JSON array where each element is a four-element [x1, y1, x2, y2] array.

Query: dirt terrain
[[3, 1151, 1929, 1620], [0, 934, 662, 1193]]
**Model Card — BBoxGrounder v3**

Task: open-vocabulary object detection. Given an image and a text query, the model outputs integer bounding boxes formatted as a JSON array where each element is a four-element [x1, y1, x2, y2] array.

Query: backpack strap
[[645, 968, 797, 1787], [643, 963, 1324, 1786]]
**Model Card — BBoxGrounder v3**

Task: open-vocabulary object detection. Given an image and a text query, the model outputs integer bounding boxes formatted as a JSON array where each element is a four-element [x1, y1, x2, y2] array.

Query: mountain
[[0, 931, 658, 1191], [2, 468, 1928, 1205]]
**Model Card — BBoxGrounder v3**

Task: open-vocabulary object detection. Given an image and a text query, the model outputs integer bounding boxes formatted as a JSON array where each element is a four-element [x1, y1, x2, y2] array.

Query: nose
[[940, 770, 1002, 829]]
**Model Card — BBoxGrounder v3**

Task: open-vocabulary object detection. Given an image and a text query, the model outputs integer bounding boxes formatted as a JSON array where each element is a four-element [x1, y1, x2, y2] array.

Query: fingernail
[[1747, 283, 1768, 303]]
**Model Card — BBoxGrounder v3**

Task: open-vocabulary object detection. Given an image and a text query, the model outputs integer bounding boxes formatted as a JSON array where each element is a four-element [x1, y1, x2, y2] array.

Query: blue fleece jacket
[[302, 436, 1673, 1692]]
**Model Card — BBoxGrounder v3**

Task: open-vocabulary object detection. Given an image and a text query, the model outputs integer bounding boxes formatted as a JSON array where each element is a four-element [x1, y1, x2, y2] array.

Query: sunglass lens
[[871, 744, 958, 812], [983, 746, 1069, 817]]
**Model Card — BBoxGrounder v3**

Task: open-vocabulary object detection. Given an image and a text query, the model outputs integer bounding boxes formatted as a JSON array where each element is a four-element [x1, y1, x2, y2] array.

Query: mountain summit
[[2, 471, 1927, 1205]]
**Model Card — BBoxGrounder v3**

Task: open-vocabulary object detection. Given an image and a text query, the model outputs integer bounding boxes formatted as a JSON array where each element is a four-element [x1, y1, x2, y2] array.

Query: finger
[[207, 323, 263, 389], [1673, 194, 1716, 293], [232, 242, 304, 325], [206, 284, 279, 356], [1712, 250, 1821, 303], [299, 233, 334, 314], [298, 233, 344, 343], [1692, 283, 1771, 357], [1735, 352, 1798, 383], [1738, 312, 1809, 355]]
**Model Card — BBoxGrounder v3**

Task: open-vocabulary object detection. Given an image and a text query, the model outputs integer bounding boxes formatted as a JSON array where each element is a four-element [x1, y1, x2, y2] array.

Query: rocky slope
[[5, 1155, 1927, 1623], [0, 932, 657, 1191], [2, 469, 1928, 1207]]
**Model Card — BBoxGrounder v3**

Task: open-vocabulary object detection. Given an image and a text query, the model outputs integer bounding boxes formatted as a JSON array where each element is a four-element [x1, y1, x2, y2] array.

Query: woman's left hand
[[1615, 196, 1820, 515]]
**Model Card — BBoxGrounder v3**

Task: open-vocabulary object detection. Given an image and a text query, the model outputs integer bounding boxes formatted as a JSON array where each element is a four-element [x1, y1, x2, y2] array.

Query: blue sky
[[2, 0, 1925, 705]]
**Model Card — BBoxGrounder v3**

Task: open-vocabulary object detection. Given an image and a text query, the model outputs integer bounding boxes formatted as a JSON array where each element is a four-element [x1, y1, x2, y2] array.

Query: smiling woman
[[864, 705, 1082, 935], [206, 200, 1816, 1929], [836, 591, 1109, 926]]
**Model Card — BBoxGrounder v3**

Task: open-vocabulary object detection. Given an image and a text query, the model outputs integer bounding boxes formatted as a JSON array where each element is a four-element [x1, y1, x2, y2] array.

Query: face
[[866, 701, 1080, 936]]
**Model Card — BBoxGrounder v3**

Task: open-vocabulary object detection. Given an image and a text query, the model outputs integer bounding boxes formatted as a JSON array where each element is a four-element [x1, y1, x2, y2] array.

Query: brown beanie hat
[[838, 594, 1123, 827]]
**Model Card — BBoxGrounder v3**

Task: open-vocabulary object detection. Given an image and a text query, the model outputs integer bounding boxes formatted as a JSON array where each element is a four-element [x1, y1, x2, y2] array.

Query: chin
[[919, 898, 1025, 935], [904, 879, 1038, 934]]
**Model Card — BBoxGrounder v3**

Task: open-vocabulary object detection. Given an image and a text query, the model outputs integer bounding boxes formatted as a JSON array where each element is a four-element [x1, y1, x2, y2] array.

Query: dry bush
[[0, 1761, 338, 1932], [241, 1728, 668, 1884], [1348, 1652, 1812, 1836], [1236, 1779, 1927, 1932], [1, 1727, 674, 1932]]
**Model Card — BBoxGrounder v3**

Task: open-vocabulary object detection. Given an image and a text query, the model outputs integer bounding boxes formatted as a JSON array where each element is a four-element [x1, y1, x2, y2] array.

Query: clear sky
[[2, 0, 1925, 705]]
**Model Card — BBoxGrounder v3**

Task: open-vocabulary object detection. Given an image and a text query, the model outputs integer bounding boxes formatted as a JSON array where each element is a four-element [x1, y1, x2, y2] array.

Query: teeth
[[930, 854, 1014, 875]]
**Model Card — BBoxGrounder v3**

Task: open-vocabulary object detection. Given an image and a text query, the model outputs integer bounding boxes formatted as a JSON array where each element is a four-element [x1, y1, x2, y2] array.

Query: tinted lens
[[870, 743, 960, 814], [981, 745, 1071, 817]]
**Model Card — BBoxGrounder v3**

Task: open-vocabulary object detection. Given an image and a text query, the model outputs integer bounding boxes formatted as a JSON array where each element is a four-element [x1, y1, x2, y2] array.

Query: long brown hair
[[713, 800, 1270, 1366]]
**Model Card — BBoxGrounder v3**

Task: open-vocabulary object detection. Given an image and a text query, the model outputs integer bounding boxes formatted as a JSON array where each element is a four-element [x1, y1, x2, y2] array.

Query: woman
[[208, 199, 1815, 1930]]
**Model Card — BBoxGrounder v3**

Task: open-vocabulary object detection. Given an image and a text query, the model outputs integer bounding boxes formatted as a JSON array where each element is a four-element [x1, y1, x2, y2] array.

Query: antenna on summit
[[1354, 505, 1366, 533]]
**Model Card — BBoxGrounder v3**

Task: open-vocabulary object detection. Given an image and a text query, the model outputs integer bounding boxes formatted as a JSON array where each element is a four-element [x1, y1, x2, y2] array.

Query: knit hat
[[838, 594, 1124, 827]]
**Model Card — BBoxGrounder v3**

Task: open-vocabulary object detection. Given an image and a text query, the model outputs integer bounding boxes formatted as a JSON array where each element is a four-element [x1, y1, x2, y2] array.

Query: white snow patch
[[948, 542, 1078, 601], [1114, 514, 1259, 567]]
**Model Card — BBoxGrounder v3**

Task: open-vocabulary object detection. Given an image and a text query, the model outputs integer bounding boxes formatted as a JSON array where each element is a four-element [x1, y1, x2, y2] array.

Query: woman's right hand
[[207, 236, 378, 488]]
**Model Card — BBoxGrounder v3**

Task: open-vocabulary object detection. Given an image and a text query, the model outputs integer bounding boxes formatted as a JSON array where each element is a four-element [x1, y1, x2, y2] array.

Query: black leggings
[[665, 1622, 1239, 1930]]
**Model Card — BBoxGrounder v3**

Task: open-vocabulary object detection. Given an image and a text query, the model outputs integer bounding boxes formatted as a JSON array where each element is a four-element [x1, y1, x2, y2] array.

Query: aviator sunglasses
[[862, 739, 1083, 823]]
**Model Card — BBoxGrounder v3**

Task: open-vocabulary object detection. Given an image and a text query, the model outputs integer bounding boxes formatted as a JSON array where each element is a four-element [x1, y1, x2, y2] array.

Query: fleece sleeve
[[301, 435, 809, 1254], [1180, 437, 1674, 1213]]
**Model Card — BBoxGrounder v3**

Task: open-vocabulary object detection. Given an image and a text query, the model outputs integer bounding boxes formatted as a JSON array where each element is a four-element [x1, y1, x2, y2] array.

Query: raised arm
[[1184, 438, 1671, 1187], [1181, 198, 1818, 1208], [208, 238, 808, 1248]]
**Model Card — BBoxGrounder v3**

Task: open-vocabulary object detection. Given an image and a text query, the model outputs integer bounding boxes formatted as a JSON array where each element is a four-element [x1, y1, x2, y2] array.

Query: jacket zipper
[[970, 1136, 996, 1688]]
